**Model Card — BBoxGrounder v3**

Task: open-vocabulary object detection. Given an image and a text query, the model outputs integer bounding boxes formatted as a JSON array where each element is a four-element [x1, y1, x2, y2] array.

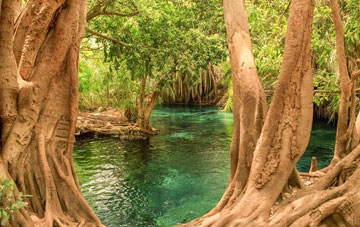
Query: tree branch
[[86, 28, 130, 46]]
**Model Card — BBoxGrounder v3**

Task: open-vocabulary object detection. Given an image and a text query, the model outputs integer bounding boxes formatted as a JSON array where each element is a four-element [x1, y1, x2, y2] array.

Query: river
[[73, 105, 336, 226]]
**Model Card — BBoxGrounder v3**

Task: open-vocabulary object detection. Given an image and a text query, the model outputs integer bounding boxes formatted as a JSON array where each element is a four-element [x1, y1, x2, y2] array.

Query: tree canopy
[[81, 0, 227, 112]]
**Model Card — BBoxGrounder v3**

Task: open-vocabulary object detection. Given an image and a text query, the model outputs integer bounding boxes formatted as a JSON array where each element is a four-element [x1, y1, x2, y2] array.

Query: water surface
[[74, 105, 335, 226]]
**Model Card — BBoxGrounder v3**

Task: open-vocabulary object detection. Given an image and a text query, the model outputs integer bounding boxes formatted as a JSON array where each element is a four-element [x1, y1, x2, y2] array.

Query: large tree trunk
[[180, 0, 360, 226], [200, 0, 268, 218], [181, 0, 314, 225], [0, 0, 102, 226]]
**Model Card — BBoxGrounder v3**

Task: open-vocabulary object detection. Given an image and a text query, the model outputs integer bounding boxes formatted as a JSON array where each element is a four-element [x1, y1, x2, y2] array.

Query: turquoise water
[[73, 105, 336, 227], [297, 120, 336, 172]]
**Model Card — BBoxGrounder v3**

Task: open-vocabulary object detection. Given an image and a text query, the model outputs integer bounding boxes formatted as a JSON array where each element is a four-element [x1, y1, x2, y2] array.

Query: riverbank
[[76, 109, 158, 140]]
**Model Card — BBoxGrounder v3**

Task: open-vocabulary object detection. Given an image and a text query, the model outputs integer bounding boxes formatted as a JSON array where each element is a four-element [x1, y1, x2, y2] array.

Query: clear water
[[73, 105, 336, 227]]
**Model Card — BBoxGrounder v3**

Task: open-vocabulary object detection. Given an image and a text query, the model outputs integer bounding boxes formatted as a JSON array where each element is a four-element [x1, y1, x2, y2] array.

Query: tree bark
[[180, 0, 315, 225], [331, 0, 353, 163], [180, 0, 360, 226], [136, 74, 162, 131], [137, 90, 160, 131], [0, 0, 102, 226], [136, 66, 150, 130], [202, 0, 268, 217]]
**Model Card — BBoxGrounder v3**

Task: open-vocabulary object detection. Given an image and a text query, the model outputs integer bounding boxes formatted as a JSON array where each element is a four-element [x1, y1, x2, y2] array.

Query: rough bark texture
[[0, 0, 102, 226], [180, 0, 315, 226], [180, 0, 360, 226], [202, 0, 269, 217]]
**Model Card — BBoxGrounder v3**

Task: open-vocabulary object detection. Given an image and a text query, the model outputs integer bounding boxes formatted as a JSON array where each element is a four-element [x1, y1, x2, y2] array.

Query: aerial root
[[178, 150, 360, 227], [293, 144, 360, 200]]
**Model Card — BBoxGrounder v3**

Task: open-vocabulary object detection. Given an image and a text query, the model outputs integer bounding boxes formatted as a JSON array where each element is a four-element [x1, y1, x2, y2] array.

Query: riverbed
[[74, 105, 336, 226]]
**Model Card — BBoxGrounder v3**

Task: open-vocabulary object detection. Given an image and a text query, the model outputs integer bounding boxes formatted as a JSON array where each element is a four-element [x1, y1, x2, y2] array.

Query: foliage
[[222, 0, 360, 119], [82, 0, 227, 111], [81, 0, 359, 120], [79, 49, 138, 110], [0, 179, 29, 226], [312, 0, 359, 119]]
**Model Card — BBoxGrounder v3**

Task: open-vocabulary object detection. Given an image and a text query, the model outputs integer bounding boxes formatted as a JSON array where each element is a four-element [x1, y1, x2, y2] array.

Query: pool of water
[[73, 105, 336, 227]]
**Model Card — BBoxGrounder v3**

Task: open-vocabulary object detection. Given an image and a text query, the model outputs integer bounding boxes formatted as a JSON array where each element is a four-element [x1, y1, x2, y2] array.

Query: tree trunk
[[137, 91, 159, 131], [136, 68, 164, 131], [331, 0, 356, 163], [180, 0, 360, 226], [204, 0, 269, 216], [0, 0, 102, 226], [136, 69, 151, 130], [180, 0, 315, 225]]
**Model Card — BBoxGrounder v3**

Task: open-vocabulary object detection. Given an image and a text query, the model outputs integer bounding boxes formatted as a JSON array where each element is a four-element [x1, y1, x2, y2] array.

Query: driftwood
[[76, 109, 158, 140]]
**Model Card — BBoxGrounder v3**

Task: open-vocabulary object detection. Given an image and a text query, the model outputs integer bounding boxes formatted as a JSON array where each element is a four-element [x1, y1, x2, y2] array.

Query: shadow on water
[[73, 105, 336, 227]]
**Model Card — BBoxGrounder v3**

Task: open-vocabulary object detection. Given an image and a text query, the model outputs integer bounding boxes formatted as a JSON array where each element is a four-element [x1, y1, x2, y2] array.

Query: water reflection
[[74, 105, 233, 226], [74, 106, 335, 226]]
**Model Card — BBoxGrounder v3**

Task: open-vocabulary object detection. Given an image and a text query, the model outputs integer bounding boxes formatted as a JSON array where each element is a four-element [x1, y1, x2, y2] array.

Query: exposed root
[[31, 212, 99, 227], [289, 196, 347, 227], [76, 110, 158, 139], [269, 185, 347, 226]]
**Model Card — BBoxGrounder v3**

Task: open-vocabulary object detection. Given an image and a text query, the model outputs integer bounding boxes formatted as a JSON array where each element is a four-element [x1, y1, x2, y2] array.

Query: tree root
[[289, 196, 347, 227], [76, 110, 158, 139], [30, 212, 100, 227]]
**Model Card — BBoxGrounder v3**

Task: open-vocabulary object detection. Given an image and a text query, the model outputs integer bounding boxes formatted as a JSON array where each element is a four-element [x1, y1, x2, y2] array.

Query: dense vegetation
[[82, 0, 227, 114], [81, 0, 360, 121], [224, 0, 360, 118]]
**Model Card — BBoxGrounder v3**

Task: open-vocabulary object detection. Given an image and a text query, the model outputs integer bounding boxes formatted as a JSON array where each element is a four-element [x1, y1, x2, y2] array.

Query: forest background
[[81, 0, 360, 122]]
